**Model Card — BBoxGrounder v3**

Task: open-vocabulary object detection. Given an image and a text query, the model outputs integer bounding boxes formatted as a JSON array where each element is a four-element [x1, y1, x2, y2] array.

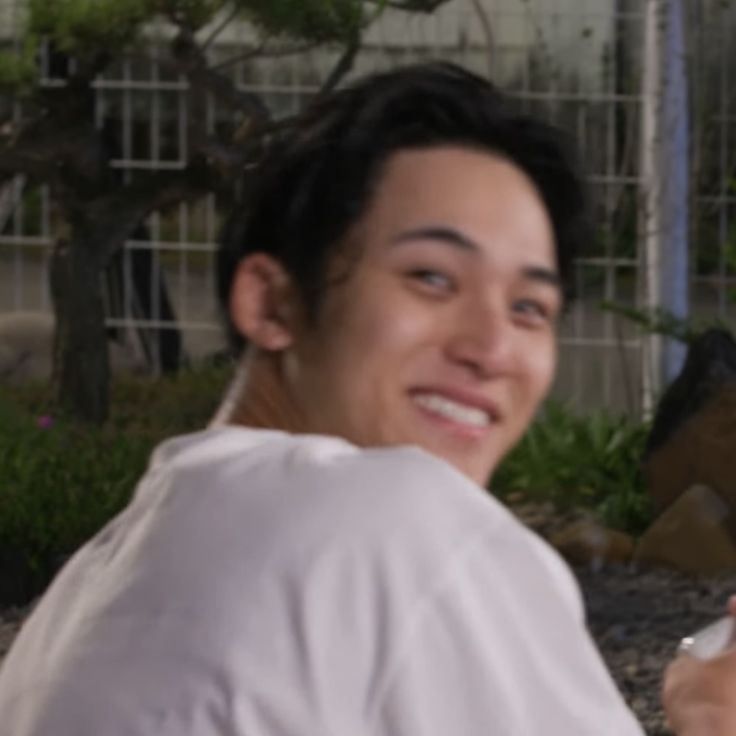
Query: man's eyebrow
[[392, 226, 562, 289], [391, 226, 480, 253], [523, 265, 562, 289]]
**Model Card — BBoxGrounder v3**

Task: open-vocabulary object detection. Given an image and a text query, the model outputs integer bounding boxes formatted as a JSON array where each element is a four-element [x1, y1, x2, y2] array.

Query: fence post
[[640, 0, 689, 416]]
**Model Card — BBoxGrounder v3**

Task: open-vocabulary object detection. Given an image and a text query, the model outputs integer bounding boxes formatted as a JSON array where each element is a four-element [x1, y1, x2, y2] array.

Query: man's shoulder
[[156, 426, 498, 522], [142, 426, 512, 559], [152, 426, 470, 498]]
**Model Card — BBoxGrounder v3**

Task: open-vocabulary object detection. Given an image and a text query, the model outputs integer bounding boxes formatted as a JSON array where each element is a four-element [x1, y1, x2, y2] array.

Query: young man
[[0, 62, 712, 734]]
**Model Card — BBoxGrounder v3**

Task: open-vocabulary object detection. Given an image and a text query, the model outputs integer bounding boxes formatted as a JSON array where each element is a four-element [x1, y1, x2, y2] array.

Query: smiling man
[[0, 64, 645, 734], [226, 146, 563, 485]]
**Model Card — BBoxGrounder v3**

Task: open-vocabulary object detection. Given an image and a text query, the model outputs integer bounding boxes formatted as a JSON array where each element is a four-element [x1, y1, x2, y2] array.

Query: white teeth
[[412, 393, 491, 428]]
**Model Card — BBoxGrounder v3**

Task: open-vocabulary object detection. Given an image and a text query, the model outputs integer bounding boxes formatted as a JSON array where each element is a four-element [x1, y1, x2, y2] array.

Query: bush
[[0, 399, 149, 603], [493, 401, 653, 535], [108, 363, 232, 436], [0, 365, 231, 605], [1, 369, 651, 606]]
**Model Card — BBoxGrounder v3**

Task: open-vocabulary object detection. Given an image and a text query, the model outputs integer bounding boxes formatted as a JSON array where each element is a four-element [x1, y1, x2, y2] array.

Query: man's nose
[[445, 302, 515, 379]]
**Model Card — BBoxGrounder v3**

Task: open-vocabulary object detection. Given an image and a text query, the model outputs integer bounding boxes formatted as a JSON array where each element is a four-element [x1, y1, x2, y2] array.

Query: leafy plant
[[599, 300, 735, 347], [28, 0, 153, 57], [493, 400, 652, 535], [244, 0, 367, 42], [0, 397, 150, 603], [0, 365, 230, 605], [0, 36, 38, 91]]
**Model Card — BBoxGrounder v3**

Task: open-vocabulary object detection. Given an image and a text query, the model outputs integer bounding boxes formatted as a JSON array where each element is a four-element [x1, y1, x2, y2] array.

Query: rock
[[505, 491, 526, 505], [550, 518, 635, 568], [634, 484, 736, 574], [505, 498, 582, 541], [0, 311, 143, 383], [645, 385, 736, 522], [644, 327, 736, 459], [643, 328, 736, 515]]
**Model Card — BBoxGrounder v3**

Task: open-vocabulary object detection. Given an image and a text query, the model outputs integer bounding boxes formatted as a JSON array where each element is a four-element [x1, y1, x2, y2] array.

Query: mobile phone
[[678, 616, 736, 660]]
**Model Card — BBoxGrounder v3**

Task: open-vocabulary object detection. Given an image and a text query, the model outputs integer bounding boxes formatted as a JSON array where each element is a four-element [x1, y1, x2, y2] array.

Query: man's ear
[[229, 254, 298, 351]]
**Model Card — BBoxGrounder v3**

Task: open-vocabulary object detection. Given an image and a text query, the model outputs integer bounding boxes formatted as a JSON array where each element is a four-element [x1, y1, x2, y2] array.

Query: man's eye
[[408, 269, 454, 291], [513, 299, 552, 322]]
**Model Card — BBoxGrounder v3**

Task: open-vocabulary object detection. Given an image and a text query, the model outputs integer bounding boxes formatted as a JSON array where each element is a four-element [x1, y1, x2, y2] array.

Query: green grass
[[493, 400, 653, 535]]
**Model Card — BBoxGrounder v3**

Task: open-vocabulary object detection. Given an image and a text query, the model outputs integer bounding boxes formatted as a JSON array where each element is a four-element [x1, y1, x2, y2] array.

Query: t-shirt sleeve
[[365, 526, 645, 736]]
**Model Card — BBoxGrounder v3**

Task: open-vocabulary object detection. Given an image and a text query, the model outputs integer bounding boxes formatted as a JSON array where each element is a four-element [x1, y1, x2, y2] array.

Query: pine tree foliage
[[0, 0, 450, 421]]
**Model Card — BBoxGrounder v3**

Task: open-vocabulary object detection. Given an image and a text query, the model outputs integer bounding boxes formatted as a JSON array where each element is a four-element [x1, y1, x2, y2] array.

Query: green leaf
[[240, 0, 365, 43], [494, 399, 652, 534], [28, 0, 155, 55], [0, 41, 38, 91]]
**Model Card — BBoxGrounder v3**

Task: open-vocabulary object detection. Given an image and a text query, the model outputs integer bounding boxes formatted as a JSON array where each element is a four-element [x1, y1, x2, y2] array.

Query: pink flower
[[36, 415, 54, 430]]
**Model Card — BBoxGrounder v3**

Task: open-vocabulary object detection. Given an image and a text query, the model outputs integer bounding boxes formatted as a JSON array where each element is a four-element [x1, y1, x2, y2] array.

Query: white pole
[[640, 0, 663, 418], [639, 0, 690, 417], [660, 0, 689, 386]]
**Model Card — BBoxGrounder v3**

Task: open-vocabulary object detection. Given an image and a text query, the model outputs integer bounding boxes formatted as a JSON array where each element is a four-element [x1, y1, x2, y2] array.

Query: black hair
[[218, 61, 589, 351]]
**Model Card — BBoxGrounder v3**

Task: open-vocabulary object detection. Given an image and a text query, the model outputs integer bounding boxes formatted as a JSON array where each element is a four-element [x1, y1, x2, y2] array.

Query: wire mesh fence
[[1, 0, 731, 416]]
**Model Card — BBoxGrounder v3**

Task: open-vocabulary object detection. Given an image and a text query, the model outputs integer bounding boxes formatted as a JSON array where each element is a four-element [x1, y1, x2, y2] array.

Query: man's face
[[283, 146, 561, 485]]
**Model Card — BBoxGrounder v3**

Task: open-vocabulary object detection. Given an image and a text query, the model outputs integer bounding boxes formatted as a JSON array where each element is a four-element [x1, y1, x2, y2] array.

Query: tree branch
[[0, 143, 58, 183], [210, 38, 323, 71], [317, 36, 360, 97], [201, 2, 243, 51], [0, 77, 103, 185], [170, 30, 270, 123], [198, 137, 260, 171], [87, 162, 218, 265], [209, 38, 270, 71], [469, 0, 495, 77], [364, 0, 450, 12]]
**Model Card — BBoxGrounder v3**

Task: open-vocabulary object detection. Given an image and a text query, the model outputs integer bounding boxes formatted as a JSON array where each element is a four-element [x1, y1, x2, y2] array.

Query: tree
[[0, 0, 448, 423]]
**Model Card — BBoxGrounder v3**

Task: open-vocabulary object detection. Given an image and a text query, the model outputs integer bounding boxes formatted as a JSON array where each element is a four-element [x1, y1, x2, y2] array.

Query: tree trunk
[[49, 235, 109, 424]]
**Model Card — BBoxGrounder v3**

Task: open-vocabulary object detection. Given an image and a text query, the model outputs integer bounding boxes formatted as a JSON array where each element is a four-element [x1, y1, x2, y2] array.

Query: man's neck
[[210, 351, 306, 433]]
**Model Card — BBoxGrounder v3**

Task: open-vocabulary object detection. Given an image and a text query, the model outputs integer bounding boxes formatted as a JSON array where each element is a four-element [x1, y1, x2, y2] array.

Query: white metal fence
[[2, 0, 731, 416]]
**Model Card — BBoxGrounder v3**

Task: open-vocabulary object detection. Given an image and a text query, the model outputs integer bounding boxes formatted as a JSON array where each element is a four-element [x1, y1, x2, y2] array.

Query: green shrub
[[108, 363, 232, 436], [1, 367, 651, 605], [493, 401, 653, 535], [0, 398, 150, 603], [0, 364, 231, 604]]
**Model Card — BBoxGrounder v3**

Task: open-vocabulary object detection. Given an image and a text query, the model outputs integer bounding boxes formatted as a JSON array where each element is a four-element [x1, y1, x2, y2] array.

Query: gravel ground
[[578, 564, 736, 735], [1, 549, 735, 734]]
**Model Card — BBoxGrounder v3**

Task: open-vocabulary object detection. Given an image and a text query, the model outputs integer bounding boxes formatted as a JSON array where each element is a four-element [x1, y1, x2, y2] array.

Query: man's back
[[0, 426, 642, 735]]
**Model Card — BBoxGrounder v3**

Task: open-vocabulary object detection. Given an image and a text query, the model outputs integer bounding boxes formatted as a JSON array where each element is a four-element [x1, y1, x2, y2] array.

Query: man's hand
[[663, 597, 736, 735]]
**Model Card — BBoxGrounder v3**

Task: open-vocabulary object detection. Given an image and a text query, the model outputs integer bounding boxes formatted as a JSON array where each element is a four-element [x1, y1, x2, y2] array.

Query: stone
[[549, 518, 635, 568], [644, 385, 736, 523], [505, 491, 526, 505], [634, 484, 736, 574], [505, 498, 578, 540], [643, 328, 736, 516], [644, 328, 736, 460]]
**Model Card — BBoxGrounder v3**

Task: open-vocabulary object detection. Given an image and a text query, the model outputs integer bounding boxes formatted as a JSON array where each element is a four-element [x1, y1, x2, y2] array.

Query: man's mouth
[[411, 391, 494, 429]]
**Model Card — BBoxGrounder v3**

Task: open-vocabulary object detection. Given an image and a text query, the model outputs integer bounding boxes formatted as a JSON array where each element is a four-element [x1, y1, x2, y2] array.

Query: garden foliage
[[494, 400, 652, 535], [0, 367, 229, 605], [1, 371, 651, 606]]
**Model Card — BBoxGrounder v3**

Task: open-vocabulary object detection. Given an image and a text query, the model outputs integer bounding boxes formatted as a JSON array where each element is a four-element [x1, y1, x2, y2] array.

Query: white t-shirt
[[0, 427, 643, 735]]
